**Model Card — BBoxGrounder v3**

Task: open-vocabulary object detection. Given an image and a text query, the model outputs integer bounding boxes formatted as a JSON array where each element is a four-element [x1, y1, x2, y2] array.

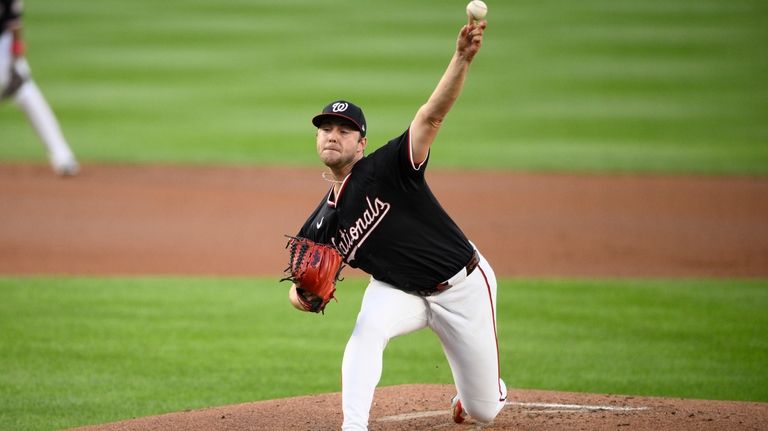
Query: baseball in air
[[466, 0, 488, 21]]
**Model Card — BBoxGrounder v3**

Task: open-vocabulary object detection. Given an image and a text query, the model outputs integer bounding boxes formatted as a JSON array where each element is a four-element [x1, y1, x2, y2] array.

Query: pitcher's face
[[316, 119, 366, 169]]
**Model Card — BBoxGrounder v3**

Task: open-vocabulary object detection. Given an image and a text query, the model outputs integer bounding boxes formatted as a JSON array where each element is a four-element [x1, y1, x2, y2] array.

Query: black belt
[[428, 250, 480, 295]]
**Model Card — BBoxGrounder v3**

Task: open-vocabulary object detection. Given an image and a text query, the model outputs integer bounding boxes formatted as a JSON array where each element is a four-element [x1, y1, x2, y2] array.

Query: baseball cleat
[[52, 160, 80, 177], [451, 395, 467, 424]]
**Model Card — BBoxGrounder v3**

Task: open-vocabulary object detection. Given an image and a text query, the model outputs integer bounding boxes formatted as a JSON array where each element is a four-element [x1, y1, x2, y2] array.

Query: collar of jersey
[[326, 173, 352, 208]]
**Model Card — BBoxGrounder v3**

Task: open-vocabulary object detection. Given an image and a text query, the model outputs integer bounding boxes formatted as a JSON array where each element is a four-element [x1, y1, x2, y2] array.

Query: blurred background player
[[1, 0, 79, 176]]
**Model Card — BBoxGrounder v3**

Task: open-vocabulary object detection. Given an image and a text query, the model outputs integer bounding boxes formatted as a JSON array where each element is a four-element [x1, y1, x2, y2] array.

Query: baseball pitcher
[[282, 14, 505, 430]]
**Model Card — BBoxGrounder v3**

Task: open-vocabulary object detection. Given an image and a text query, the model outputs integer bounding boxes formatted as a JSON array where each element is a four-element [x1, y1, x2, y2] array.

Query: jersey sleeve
[[370, 128, 429, 188]]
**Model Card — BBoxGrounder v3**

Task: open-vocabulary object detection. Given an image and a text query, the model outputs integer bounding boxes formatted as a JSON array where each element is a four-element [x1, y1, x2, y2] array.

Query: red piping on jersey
[[479, 264, 506, 402], [407, 129, 427, 171], [326, 173, 352, 208]]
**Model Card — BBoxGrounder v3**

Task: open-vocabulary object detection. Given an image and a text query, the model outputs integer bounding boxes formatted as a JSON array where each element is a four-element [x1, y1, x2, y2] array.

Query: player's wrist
[[11, 40, 26, 56]]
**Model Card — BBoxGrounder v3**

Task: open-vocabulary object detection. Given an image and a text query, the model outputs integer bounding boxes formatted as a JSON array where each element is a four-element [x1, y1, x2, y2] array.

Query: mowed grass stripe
[[1, 0, 765, 172], [1, 277, 767, 430]]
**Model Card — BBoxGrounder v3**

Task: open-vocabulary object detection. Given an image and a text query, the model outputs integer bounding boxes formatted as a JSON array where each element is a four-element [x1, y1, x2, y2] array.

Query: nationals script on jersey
[[332, 195, 390, 260], [297, 129, 474, 293]]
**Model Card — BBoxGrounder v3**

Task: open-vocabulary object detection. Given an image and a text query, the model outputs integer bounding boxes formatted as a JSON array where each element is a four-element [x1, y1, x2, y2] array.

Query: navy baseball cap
[[312, 100, 367, 137]]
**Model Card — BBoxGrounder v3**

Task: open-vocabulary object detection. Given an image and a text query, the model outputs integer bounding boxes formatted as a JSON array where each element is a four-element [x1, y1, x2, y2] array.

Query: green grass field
[[1, 277, 766, 431], [1, 0, 766, 173], [2, 1, 768, 430]]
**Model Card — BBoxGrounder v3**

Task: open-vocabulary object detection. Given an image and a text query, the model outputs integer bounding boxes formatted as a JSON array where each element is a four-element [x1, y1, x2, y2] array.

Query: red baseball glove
[[281, 236, 344, 313]]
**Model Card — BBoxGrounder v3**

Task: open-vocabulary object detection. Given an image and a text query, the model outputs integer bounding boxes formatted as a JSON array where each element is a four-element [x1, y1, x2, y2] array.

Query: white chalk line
[[376, 401, 649, 423], [377, 410, 447, 422], [509, 401, 650, 412]]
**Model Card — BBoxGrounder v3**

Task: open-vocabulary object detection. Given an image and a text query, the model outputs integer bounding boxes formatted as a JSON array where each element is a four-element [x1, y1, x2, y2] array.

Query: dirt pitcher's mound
[[66, 384, 767, 431]]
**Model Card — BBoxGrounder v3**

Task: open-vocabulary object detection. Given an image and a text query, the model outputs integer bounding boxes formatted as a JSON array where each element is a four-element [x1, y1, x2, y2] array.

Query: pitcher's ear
[[359, 137, 367, 152]]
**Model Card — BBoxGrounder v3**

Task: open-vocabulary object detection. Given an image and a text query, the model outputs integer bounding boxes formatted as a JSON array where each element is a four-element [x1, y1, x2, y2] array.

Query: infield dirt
[[1, 164, 767, 278], [2, 164, 767, 431]]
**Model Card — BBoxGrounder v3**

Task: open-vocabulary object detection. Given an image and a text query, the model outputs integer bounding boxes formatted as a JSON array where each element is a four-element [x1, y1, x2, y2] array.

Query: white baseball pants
[[1, 32, 76, 168], [341, 249, 506, 430]]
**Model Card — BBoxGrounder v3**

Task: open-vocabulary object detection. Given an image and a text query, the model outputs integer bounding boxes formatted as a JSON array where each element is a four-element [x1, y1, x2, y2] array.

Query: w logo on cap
[[332, 102, 349, 113], [313, 100, 367, 137]]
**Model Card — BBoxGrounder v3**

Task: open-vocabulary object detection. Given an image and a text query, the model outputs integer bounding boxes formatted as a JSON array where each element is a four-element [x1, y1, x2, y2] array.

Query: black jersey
[[298, 128, 474, 293], [0, 0, 22, 34]]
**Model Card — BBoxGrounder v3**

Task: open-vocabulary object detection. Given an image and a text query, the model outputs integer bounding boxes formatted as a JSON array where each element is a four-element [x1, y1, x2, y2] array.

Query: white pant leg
[[427, 251, 507, 423], [0, 33, 11, 90], [341, 278, 429, 431], [13, 79, 76, 166]]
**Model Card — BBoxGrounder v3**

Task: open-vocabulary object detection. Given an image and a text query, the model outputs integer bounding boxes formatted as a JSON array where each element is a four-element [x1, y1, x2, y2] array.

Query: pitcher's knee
[[463, 399, 505, 424]]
